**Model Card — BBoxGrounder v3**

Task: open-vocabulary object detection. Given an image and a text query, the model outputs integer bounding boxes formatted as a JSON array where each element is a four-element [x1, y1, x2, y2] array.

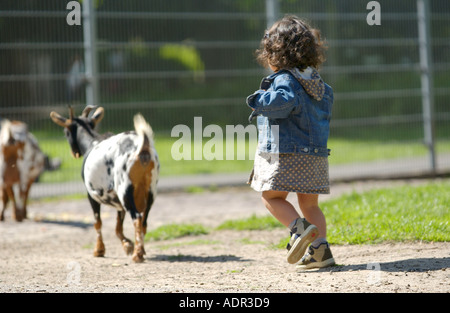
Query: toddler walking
[[247, 15, 335, 268]]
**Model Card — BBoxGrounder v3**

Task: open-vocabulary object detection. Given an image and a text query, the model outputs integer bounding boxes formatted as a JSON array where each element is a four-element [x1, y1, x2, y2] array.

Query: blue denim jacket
[[247, 68, 333, 157]]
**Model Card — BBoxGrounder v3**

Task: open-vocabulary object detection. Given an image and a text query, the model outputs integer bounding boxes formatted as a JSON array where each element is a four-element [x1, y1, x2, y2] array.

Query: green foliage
[[160, 43, 205, 80]]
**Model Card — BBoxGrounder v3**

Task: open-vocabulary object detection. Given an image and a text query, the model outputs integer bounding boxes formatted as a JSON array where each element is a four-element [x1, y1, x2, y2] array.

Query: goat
[[50, 106, 159, 262], [0, 120, 45, 222]]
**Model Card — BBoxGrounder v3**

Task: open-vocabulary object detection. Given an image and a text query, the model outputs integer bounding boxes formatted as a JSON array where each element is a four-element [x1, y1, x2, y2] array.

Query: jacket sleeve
[[246, 74, 298, 120]]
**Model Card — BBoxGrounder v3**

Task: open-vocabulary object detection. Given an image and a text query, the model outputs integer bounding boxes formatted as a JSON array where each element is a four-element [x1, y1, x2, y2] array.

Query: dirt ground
[[0, 179, 449, 293]]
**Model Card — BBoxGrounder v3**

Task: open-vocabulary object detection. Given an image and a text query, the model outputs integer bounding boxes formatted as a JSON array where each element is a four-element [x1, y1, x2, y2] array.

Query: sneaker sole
[[298, 257, 336, 269], [286, 225, 319, 264]]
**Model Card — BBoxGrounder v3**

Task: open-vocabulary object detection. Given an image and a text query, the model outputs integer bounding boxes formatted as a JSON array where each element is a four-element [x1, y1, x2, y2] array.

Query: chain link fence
[[0, 0, 449, 189]]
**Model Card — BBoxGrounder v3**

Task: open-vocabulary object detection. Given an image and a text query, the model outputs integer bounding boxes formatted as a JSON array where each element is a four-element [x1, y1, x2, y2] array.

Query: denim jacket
[[246, 68, 333, 157]]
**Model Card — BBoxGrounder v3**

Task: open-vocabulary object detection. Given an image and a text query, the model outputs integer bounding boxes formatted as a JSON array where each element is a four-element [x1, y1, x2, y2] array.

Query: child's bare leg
[[296, 193, 335, 268], [297, 193, 326, 239], [261, 190, 299, 227]]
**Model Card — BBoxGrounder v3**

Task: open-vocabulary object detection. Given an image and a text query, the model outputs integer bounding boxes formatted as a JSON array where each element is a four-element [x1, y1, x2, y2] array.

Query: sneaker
[[297, 242, 335, 269], [286, 218, 319, 264]]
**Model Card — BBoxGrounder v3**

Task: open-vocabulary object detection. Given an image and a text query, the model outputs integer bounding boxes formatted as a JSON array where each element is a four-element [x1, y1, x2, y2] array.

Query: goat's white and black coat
[[50, 107, 159, 262], [83, 128, 159, 219]]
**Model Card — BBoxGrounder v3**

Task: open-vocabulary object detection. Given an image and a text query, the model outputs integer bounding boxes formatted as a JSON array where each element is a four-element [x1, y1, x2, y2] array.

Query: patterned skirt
[[248, 152, 330, 194]]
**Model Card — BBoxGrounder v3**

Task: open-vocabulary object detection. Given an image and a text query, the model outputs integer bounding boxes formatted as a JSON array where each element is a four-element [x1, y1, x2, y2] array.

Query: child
[[247, 15, 335, 268]]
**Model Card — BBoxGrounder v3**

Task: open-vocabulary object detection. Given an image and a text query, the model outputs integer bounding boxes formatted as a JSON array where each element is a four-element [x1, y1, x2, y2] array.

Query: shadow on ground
[[300, 257, 450, 273], [149, 254, 253, 263]]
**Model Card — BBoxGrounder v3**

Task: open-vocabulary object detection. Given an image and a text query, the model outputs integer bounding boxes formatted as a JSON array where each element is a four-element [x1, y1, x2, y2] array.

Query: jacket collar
[[286, 67, 325, 101]]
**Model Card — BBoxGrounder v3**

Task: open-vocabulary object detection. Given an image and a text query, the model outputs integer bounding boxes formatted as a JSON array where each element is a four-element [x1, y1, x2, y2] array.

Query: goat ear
[[0, 119, 12, 143], [50, 111, 70, 128], [91, 107, 104, 126]]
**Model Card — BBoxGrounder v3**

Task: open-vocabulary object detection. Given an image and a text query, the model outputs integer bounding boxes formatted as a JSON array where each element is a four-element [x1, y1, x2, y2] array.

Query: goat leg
[[132, 216, 146, 263], [0, 188, 8, 221], [115, 209, 134, 255], [121, 185, 146, 262], [88, 194, 105, 257], [6, 186, 23, 222], [19, 181, 33, 220]]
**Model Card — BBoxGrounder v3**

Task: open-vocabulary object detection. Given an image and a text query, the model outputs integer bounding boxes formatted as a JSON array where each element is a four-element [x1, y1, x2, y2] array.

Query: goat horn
[[82, 105, 98, 117], [68, 105, 74, 120]]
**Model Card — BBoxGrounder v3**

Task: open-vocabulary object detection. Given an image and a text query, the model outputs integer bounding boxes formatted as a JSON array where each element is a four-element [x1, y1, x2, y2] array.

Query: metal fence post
[[83, 0, 99, 108], [417, 0, 436, 172], [266, 0, 280, 28]]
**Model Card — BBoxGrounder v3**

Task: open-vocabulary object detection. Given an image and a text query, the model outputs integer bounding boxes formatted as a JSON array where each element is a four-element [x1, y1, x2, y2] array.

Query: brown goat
[[0, 120, 45, 221]]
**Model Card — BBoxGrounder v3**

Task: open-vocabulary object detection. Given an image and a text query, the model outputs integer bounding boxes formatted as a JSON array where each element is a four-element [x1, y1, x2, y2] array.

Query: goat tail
[[133, 114, 154, 166]]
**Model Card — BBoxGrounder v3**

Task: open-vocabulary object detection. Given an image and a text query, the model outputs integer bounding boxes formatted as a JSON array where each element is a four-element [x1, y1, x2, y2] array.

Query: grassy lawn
[[144, 180, 450, 246], [321, 181, 450, 244], [144, 223, 209, 242], [37, 134, 450, 183]]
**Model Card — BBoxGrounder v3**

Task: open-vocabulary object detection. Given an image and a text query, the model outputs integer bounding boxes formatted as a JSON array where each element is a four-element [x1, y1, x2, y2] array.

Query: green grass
[[38, 138, 83, 183], [144, 223, 209, 242], [36, 135, 450, 183], [328, 138, 450, 164], [217, 214, 282, 231], [271, 181, 450, 248], [322, 181, 450, 244]]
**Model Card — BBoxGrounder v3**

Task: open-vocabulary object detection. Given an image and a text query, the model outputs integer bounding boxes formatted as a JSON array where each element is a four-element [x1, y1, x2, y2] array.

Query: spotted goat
[[50, 106, 159, 262], [0, 120, 45, 222]]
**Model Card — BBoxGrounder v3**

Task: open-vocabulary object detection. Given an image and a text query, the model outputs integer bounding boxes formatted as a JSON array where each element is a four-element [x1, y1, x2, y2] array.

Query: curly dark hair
[[256, 15, 327, 71]]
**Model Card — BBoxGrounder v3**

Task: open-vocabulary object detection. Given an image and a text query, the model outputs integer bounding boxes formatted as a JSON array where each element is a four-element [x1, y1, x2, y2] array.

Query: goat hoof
[[94, 251, 105, 257], [94, 248, 105, 257], [132, 254, 145, 263], [94, 240, 105, 257], [122, 240, 134, 255], [132, 247, 145, 263], [14, 216, 24, 222]]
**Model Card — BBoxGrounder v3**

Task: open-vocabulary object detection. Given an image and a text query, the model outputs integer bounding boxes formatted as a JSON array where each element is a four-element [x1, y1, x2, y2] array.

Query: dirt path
[[0, 180, 449, 293]]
